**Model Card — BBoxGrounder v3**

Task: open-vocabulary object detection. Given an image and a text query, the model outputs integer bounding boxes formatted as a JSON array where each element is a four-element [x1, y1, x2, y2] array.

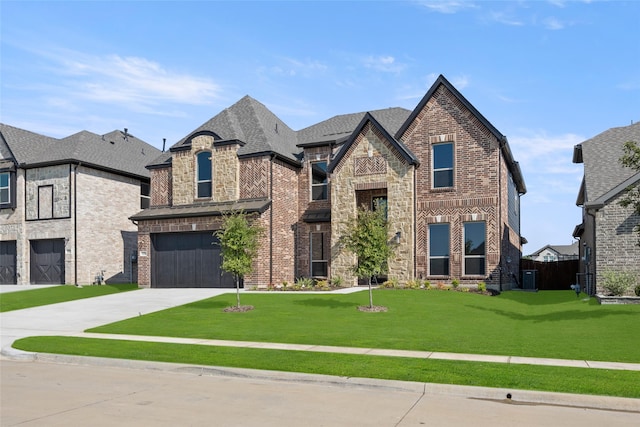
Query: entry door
[[30, 239, 65, 284], [0, 241, 17, 284]]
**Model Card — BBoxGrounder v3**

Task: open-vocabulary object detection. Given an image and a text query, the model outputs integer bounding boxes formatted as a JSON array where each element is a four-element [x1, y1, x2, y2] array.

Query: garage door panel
[[151, 232, 234, 288], [30, 239, 65, 284], [0, 241, 17, 284]]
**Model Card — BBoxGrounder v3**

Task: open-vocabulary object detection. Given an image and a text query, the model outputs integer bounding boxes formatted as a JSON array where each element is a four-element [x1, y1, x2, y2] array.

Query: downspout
[[498, 139, 503, 292], [269, 153, 275, 285], [413, 166, 417, 280], [586, 208, 597, 295], [73, 163, 80, 286]]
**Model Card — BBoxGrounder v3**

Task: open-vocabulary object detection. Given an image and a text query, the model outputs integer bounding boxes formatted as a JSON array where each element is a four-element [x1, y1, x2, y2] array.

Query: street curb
[[8, 351, 640, 413]]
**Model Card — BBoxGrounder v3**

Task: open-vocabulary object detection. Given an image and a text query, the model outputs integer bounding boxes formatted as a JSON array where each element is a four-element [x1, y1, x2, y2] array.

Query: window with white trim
[[196, 151, 212, 198], [429, 223, 450, 275], [310, 232, 328, 277], [464, 222, 486, 275], [432, 143, 453, 188], [311, 161, 328, 201]]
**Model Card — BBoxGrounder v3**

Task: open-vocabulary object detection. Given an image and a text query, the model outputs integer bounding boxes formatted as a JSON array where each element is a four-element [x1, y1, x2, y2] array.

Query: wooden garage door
[[30, 239, 65, 284], [0, 240, 17, 284], [151, 232, 235, 288]]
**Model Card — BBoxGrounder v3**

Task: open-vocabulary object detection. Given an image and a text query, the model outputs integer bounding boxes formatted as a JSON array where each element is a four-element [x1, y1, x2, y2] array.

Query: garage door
[[30, 239, 65, 284], [0, 240, 17, 284], [151, 232, 235, 288]]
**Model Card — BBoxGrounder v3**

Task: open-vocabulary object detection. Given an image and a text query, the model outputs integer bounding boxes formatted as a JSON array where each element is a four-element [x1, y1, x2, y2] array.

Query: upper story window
[[311, 161, 328, 201], [140, 182, 150, 209], [0, 171, 15, 209], [432, 143, 454, 188], [196, 151, 212, 199], [464, 221, 486, 275]]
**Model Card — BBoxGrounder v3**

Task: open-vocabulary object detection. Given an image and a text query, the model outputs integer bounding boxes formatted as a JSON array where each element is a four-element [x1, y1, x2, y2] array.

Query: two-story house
[[572, 121, 640, 295], [132, 75, 526, 290], [0, 124, 160, 285]]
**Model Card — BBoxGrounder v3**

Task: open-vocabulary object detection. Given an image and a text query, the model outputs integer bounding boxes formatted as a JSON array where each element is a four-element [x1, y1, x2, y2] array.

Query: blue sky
[[1, 1, 639, 254]]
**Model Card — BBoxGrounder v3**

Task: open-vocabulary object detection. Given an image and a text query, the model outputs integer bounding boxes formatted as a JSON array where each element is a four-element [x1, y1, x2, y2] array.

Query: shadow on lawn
[[293, 297, 356, 309], [183, 299, 229, 310], [466, 304, 638, 323]]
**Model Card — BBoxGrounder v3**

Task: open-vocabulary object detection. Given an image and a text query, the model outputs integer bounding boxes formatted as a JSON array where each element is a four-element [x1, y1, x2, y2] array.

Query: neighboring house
[[527, 242, 579, 262], [0, 124, 161, 285], [131, 75, 527, 290], [572, 121, 640, 295]]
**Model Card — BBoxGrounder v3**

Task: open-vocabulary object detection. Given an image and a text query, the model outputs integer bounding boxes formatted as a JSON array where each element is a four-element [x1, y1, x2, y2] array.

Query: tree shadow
[[183, 298, 229, 310], [293, 297, 356, 309], [465, 304, 638, 323]]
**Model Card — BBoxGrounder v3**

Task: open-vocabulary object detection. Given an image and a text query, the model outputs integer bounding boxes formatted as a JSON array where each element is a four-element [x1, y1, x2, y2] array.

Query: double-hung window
[[464, 222, 486, 275], [310, 232, 328, 277], [311, 161, 328, 201], [429, 223, 450, 275], [0, 171, 13, 209], [432, 143, 453, 188], [140, 182, 150, 209], [196, 152, 212, 199]]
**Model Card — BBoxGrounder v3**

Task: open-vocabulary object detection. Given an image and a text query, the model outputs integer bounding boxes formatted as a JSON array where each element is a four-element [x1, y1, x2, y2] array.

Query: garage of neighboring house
[[150, 232, 235, 288], [0, 240, 17, 284], [30, 239, 65, 284]]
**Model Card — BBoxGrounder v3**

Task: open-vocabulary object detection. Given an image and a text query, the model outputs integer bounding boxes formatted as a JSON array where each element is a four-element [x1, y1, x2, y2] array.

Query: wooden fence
[[519, 259, 580, 291]]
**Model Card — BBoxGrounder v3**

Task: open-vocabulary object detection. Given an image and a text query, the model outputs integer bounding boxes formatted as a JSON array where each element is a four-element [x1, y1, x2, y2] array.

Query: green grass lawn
[[13, 336, 640, 398], [0, 283, 139, 312], [88, 290, 640, 363]]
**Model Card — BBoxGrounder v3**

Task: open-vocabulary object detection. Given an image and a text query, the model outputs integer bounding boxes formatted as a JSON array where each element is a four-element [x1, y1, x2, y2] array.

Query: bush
[[382, 277, 400, 289], [315, 279, 330, 290], [635, 284, 640, 297], [477, 282, 487, 293], [451, 278, 460, 289], [295, 277, 314, 289], [406, 279, 421, 289], [422, 280, 431, 290], [601, 270, 636, 296], [331, 276, 344, 287]]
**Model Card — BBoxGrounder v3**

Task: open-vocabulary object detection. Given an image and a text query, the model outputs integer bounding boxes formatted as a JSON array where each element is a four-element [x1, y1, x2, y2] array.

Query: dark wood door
[[0, 240, 17, 284], [30, 239, 65, 284], [151, 232, 235, 288]]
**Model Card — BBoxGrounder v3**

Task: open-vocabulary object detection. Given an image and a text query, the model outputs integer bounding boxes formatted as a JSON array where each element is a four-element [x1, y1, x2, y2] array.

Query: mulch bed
[[223, 305, 255, 312], [357, 305, 388, 312]]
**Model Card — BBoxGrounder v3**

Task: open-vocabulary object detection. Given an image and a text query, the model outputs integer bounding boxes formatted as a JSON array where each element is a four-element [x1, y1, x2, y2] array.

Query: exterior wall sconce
[[394, 231, 401, 244]]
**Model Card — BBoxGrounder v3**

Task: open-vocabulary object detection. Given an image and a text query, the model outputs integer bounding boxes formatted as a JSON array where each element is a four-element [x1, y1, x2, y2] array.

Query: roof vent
[[123, 128, 129, 141]]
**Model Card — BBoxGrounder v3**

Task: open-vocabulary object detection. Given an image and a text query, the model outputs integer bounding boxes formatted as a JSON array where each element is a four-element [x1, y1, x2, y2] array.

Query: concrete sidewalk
[[2, 285, 639, 413]]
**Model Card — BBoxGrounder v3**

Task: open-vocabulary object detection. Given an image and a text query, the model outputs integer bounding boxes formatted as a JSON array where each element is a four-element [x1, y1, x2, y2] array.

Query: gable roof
[[529, 242, 579, 257], [0, 123, 160, 179], [297, 107, 411, 147], [328, 112, 419, 173], [574, 121, 640, 207], [396, 74, 526, 194], [170, 96, 300, 164]]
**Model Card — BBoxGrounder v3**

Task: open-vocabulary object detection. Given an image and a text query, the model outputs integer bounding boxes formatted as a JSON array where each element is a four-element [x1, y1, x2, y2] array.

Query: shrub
[[477, 282, 487, 293], [331, 276, 344, 287], [601, 270, 636, 296], [422, 280, 431, 290], [406, 279, 420, 289], [295, 277, 314, 289], [382, 277, 400, 289], [451, 278, 460, 289], [315, 279, 330, 290], [636, 284, 640, 297]]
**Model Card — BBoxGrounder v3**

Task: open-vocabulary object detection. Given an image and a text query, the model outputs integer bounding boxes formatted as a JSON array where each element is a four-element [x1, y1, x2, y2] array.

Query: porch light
[[394, 231, 401, 244]]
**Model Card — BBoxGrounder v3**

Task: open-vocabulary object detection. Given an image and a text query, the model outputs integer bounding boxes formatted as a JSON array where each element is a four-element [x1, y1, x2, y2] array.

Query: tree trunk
[[236, 275, 241, 308], [368, 276, 373, 308]]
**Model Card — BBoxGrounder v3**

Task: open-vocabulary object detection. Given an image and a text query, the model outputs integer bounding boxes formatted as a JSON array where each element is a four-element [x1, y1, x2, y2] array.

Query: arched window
[[196, 151, 212, 198]]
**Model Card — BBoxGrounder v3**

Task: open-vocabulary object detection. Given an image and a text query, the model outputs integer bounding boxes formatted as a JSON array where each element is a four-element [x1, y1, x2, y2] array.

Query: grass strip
[[0, 284, 139, 312], [13, 336, 640, 399], [88, 290, 640, 363]]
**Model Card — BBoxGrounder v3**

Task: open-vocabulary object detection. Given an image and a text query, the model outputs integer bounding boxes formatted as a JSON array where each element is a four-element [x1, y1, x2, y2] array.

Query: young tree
[[339, 207, 395, 310], [619, 141, 640, 246], [216, 211, 264, 310]]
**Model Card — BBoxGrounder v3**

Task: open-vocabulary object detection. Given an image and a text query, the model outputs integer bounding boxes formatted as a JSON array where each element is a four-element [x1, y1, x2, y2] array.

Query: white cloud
[[543, 16, 566, 30], [261, 56, 329, 78], [488, 11, 525, 26], [416, 1, 478, 14], [362, 55, 407, 73]]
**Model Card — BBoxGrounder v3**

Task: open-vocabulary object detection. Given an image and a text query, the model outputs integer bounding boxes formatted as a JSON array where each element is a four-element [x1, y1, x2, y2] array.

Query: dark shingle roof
[[0, 123, 161, 179], [297, 107, 411, 146], [578, 121, 640, 205], [170, 96, 300, 163]]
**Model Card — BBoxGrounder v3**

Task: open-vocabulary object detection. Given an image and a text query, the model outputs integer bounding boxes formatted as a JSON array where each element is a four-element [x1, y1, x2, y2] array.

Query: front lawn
[[88, 290, 640, 363], [0, 283, 139, 312], [13, 336, 640, 398]]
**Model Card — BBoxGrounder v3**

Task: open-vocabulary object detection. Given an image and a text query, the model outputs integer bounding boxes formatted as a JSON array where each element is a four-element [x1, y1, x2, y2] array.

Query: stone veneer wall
[[331, 122, 415, 287], [594, 189, 640, 295], [25, 165, 71, 220]]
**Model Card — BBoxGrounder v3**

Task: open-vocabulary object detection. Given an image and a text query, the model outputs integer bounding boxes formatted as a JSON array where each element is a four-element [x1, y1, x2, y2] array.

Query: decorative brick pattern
[[150, 168, 172, 206], [354, 156, 387, 176], [239, 157, 269, 199]]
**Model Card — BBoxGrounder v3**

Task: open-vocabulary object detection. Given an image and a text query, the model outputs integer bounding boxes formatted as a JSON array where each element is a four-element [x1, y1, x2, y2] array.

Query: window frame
[[463, 221, 486, 276], [140, 182, 151, 209], [428, 223, 450, 276], [432, 142, 454, 189], [196, 151, 212, 199], [310, 232, 328, 277], [310, 160, 328, 201], [0, 171, 16, 209]]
